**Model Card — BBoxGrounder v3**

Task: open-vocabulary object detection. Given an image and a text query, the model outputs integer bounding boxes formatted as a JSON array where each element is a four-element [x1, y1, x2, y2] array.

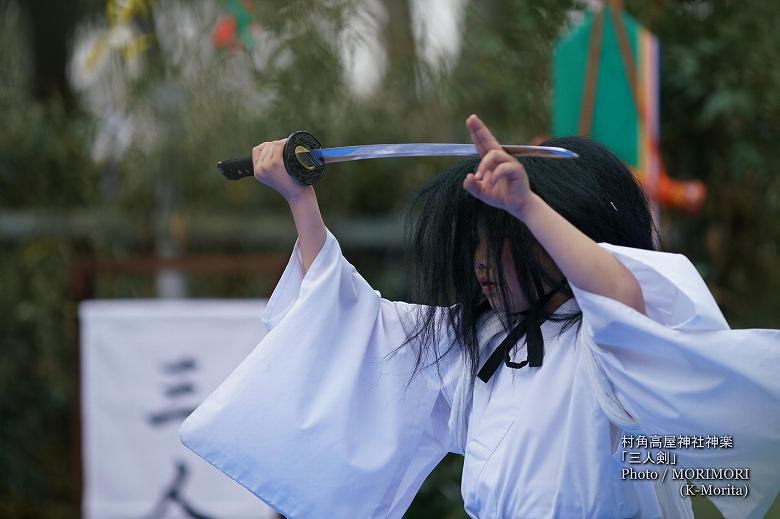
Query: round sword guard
[[283, 131, 325, 185]]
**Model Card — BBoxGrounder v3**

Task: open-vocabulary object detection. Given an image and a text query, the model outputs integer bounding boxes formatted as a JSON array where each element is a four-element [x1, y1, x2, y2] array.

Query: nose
[[474, 244, 487, 271]]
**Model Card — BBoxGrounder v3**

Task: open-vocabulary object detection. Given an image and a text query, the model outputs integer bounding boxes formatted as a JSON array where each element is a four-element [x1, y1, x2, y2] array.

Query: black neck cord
[[476, 279, 568, 383]]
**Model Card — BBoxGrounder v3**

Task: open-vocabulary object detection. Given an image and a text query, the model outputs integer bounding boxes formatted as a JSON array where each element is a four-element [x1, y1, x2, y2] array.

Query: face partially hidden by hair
[[472, 219, 568, 314], [402, 136, 655, 380], [473, 226, 526, 313]]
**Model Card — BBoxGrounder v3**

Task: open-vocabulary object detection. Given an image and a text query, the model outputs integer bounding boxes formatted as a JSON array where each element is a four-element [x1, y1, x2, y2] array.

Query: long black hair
[[399, 135, 657, 382]]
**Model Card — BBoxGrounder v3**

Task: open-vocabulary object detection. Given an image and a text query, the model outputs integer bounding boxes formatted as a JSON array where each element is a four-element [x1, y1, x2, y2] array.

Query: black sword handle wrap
[[217, 158, 255, 180], [216, 130, 326, 185]]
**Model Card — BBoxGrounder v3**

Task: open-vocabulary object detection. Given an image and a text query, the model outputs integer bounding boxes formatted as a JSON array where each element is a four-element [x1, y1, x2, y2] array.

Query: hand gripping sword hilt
[[216, 130, 326, 185]]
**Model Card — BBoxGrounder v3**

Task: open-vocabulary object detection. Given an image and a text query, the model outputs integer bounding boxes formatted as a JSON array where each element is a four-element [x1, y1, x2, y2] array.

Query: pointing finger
[[466, 114, 502, 157]]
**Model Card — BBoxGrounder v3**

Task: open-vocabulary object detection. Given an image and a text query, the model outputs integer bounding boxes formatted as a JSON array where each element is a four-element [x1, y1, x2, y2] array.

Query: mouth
[[479, 280, 496, 292]]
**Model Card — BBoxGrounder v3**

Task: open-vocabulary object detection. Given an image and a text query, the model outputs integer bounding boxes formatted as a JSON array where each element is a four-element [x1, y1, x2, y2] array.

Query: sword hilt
[[216, 130, 326, 185]]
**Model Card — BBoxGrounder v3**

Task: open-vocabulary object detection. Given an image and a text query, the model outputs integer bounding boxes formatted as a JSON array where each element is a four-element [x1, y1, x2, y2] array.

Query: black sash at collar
[[476, 279, 567, 383]]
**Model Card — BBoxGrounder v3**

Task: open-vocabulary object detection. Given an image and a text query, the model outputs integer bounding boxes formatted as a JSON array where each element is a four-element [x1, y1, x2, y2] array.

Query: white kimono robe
[[180, 228, 780, 518]]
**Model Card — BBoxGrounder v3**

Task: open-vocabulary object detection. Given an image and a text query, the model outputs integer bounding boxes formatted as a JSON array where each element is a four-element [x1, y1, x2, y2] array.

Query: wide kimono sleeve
[[571, 243, 780, 519], [179, 229, 460, 519]]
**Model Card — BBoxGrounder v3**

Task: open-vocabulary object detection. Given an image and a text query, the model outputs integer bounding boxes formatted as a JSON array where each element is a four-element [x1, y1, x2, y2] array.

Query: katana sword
[[217, 130, 578, 185]]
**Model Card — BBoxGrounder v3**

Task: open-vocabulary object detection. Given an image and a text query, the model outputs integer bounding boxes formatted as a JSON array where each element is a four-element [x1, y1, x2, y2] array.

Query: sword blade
[[216, 133, 579, 184], [309, 143, 577, 164]]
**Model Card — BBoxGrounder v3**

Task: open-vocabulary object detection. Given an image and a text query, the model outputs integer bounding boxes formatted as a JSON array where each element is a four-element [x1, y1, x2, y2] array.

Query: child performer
[[181, 115, 780, 518]]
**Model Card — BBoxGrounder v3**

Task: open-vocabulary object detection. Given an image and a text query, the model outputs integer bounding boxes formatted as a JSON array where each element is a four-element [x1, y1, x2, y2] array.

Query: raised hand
[[462, 114, 534, 220], [252, 138, 312, 203]]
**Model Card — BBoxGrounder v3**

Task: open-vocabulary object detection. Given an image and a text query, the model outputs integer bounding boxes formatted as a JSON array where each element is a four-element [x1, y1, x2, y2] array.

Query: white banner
[[80, 299, 277, 519]]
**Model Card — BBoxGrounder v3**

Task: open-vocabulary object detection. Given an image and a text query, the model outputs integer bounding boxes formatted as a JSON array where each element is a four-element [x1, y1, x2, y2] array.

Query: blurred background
[[1, 0, 778, 517]]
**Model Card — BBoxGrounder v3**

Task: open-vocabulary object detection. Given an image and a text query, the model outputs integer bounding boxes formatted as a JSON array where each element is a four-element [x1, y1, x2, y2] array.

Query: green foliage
[[0, 238, 79, 519], [627, 0, 780, 328]]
